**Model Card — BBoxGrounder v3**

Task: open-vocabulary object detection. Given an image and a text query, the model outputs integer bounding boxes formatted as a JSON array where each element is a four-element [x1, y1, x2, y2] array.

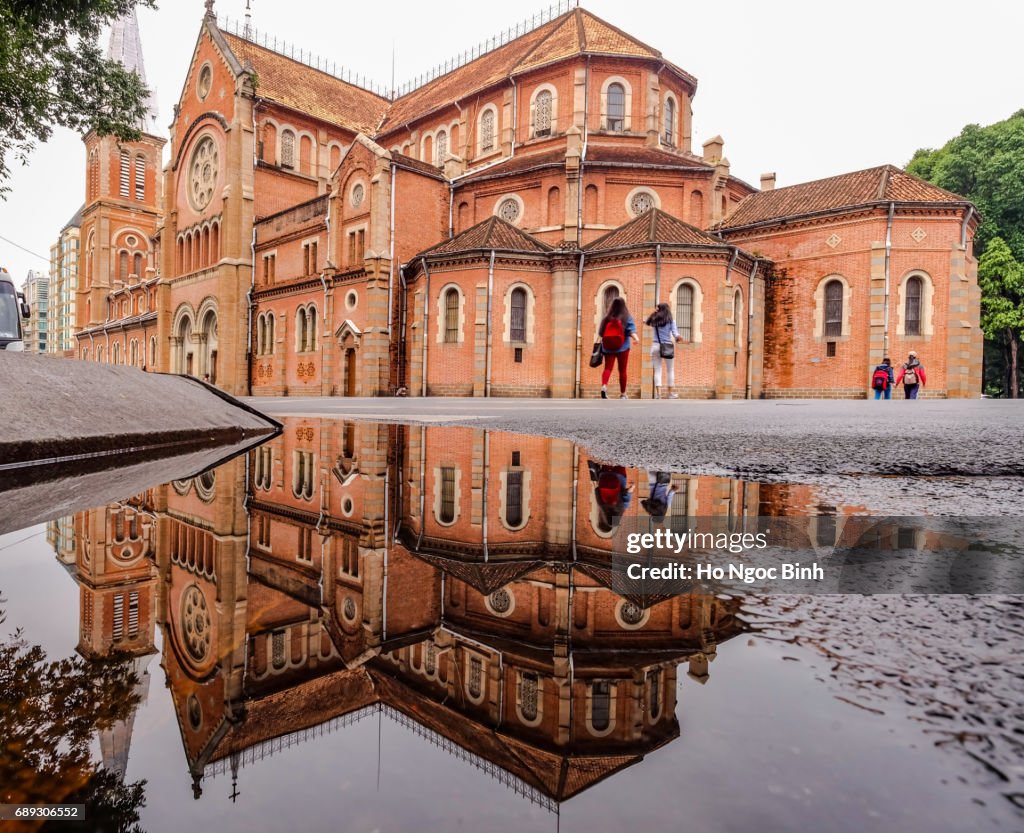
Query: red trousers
[[601, 350, 630, 393]]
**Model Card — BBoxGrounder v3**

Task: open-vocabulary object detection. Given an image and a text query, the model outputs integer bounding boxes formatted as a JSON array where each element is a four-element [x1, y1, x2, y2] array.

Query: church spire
[[106, 9, 159, 132]]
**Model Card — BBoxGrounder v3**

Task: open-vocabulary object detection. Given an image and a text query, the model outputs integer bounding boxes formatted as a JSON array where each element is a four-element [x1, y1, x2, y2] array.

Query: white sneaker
[[620, 393, 628, 400], [600, 385, 608, 399], [668, 393, 679, 399]]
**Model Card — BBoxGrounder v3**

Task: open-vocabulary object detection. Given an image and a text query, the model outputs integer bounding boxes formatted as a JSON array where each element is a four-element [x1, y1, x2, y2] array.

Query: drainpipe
[[883, 201, 895, 356], [485, 249, 496, 396], [570, 444, 579, 562], [652, 244, 662, 398], [960, 204, 974, 248], [509, 78, 518, 159], [388, 163, 397, 341], [482, 430, 490, 562], [398, 264, 408, 390], [724, 246, 739, 381], [247, 100, 261, 394], [448, 181, 455, 239], [420, 257, 431, 397], [573, 251, 585, 398], [576, 56, 591, 248], [745, 259, 759, 400], [416, 425, 427, 550]]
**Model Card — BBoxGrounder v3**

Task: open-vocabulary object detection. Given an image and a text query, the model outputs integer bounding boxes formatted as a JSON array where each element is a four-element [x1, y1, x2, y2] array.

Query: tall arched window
[[905, 276, 922, 336], [534, 89, 552, 137], [506, 470, 524, 527], [443, 288, 459, 343], [602, 285, 620, 312], [510, 287, 527, 342], [119, 251, 129, 281], [607, 83, 625, 132], [676, 283, 694, 342], [584, 184, 599, 225], [281, 129, 296, 169], [824, 280, 843, 337], [663, 97, 676, 146], [479, 109, 496, 153], [134, 155, 146, 200], [133, 252, 143, 278], [435, 129, 448, 165], [439, 467, 456, 524], [591, 681, 611, 731]]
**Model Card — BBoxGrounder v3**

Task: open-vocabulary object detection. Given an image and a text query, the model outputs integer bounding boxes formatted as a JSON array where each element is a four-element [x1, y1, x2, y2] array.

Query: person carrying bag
[[645, 303, 682, 399]]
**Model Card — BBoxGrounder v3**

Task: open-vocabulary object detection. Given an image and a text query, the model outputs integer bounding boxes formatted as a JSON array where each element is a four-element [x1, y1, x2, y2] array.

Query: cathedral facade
[[74, 2, 983, 399]]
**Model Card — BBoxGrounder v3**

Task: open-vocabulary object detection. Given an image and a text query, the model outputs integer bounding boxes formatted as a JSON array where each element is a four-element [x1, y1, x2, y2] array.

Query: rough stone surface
[[1, 354, 277, 466]]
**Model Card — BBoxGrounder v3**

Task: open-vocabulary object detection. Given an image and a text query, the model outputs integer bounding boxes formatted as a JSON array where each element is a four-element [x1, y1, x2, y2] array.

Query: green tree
[[0, 0, 156, 196], [977, 237, 1024, 399], [907, 110, 1024, 397]]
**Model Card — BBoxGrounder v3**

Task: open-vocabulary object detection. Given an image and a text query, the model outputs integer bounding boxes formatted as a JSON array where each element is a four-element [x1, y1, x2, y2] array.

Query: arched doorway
[[175, 315, 194, 375], [200, 309, 218, 383]]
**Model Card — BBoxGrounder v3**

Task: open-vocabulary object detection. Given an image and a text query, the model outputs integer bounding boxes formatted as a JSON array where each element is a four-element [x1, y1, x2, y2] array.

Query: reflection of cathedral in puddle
[[68, 419, 921, 809]]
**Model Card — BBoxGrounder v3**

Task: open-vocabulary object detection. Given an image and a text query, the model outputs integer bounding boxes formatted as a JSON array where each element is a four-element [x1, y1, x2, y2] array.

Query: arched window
[[591, 681, 611, 731], [510, 287, 527, 343], [266, 313, 275, 354], [435, 129, 448, 165], [519, 672, 539, 722], [647, 669, 662, 719], [905, 276, 922, 336], [479, 108, 496, 153], [119, 251, 129, 281], [824, 280, 843, 337], [439, 466, 456, 524], [676, 283, 694, 342], [119, 150, 130, 197], [506, 469, 524, 527], [664, 97, 677, 146], [607, 83, 625, 132], [133, 252, 143, 278], [689, 190, 704, 225], [547, 186, 561, 225], [296, 308, 307, 352], [149, 336, 156, 367], [584, 184, 599, 225], [443, 288, 459, 343], [281, 129, 296, 169], [534, 89, 553, 137], [468, 656, 483, 699], [603, 285, 620, 313]]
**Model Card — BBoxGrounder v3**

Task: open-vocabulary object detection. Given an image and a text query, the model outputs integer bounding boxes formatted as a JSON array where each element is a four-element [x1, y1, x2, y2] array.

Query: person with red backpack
[[871, 357, 895, 400], [598, 297, 639, 399]]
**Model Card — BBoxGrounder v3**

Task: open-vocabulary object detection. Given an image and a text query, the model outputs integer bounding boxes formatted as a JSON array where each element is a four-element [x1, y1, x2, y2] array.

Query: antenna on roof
[[243, 0, 252, 39]]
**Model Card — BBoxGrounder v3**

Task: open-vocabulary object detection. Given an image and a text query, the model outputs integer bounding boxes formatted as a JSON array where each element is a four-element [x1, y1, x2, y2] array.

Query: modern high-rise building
[[21, 269, 49, 354], [48, 208, 82, 356]]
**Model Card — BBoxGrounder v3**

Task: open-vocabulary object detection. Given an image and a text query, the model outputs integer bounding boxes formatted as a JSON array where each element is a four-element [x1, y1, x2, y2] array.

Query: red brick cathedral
[[75, 1, 982, 399]]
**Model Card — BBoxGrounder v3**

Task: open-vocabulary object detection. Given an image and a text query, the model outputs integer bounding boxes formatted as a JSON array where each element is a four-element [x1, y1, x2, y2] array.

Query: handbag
[[589, 341, 604, 368], [655, 326, 675, 359]]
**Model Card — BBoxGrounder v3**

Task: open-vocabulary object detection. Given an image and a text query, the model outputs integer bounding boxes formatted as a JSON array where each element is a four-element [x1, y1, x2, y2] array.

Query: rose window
[[351, 183, 364, 208], [498, 198, 520, 223], [630, 192, 654, 216], [343, 597, 357, 621], [181, 584, 211, 662], [189, 136, 218, 211], [489, 588, 512, 614], [620, 600, 645, 625]]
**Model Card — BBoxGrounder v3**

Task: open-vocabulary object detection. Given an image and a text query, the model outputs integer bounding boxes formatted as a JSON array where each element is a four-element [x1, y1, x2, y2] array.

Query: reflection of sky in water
[[1, 419, 1021, 833]]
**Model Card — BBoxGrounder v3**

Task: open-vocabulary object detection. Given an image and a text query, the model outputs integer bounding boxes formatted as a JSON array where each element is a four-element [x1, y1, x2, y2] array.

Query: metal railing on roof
[[219, 0, 579, 102]]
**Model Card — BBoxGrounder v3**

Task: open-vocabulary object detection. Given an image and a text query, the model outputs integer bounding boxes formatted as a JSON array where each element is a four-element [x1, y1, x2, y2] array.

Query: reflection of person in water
[[641, 471, 676, 522], [593, 463, 633, 530]]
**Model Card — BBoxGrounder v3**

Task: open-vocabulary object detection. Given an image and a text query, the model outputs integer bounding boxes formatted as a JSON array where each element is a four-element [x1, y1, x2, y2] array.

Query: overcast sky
[[2, 0, 1021, 285]]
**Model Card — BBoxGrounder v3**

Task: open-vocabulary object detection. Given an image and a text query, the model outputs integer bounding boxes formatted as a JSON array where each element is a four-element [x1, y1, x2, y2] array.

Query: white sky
[[2, 0, 1021, 286]]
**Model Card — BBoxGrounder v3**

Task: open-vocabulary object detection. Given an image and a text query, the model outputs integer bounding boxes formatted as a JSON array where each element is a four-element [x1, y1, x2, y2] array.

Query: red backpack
[[602, 318, 625, 351], [871, 368, 889, 390]]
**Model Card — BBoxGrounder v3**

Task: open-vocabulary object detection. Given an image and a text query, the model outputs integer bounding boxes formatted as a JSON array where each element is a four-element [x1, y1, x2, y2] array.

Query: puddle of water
[[0, 418, 1021, 832]]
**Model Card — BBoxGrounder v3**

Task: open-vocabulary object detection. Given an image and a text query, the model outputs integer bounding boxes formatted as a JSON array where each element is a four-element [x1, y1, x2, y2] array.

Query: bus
[[0, 267, 30, 351]]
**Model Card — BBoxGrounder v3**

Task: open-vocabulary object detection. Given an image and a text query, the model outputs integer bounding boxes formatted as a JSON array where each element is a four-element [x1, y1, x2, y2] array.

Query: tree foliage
[[0, 0, 156, 195], [908, 111, 1024, 396], [0, 608, 147, 830]]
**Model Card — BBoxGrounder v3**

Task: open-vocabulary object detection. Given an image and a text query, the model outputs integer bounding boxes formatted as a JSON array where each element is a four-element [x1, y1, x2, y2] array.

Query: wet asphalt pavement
[[247, 397, 1024, 480]]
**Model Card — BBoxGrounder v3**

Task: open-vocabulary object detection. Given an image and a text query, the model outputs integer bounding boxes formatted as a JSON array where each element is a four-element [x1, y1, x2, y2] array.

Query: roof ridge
[[578, 7, 663, 58], [514, 10, 579, 75], [575, 7, 587, 50]]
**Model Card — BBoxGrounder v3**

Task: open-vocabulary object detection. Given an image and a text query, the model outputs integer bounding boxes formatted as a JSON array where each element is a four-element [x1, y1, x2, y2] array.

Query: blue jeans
[[874, 387, 891, 400], [905, 384, 920, 400]]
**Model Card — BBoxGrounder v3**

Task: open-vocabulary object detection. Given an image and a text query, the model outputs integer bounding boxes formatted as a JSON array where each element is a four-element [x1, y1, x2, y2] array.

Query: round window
[[345, 291, 357, 310], [181, 585, 211, 663], [619, 600, 646, 626], [126, 235, 138, 247], [498, 198, 520, 223], [489, 588, 512, 614], [197, 65, 212, 100], [342, 497, 354, 516], [188, 136, 219, 211], [630, 192, 655, 217], [351, 183, 365, 208], [343, 597, 357, 621], [187, 694, 203, 730]]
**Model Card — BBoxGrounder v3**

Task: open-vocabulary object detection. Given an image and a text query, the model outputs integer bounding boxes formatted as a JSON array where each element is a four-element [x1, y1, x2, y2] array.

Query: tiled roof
[[420, 216, 552, 256], [586, 144, 712, 170], [221, 31, 389, 134], [380, 8, 681, 132], [586, 208, 724, 251], [458, 148, 568, 183], [718, 165, 967, 230], [391, 152, 445, 179]]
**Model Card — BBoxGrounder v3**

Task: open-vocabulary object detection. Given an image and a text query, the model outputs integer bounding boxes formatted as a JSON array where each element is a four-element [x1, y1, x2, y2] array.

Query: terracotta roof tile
[[586, 144, 712, 170], [718, 165, 967, 230], [420, 216, 552, 256], [586, 208, 724, 251], [391, 151, 445, 179], [381, 8, 687, 133], [222, 31, 388, 134], [458, 147, 567, 183]]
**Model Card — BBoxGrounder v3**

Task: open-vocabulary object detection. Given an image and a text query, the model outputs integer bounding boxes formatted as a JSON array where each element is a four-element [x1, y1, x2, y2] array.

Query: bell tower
[[77, 10, 166, 340]]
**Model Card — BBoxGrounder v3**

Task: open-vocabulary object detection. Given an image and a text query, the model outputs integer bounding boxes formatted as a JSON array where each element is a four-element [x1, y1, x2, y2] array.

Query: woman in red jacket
[[895, 351, 926, 399]]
